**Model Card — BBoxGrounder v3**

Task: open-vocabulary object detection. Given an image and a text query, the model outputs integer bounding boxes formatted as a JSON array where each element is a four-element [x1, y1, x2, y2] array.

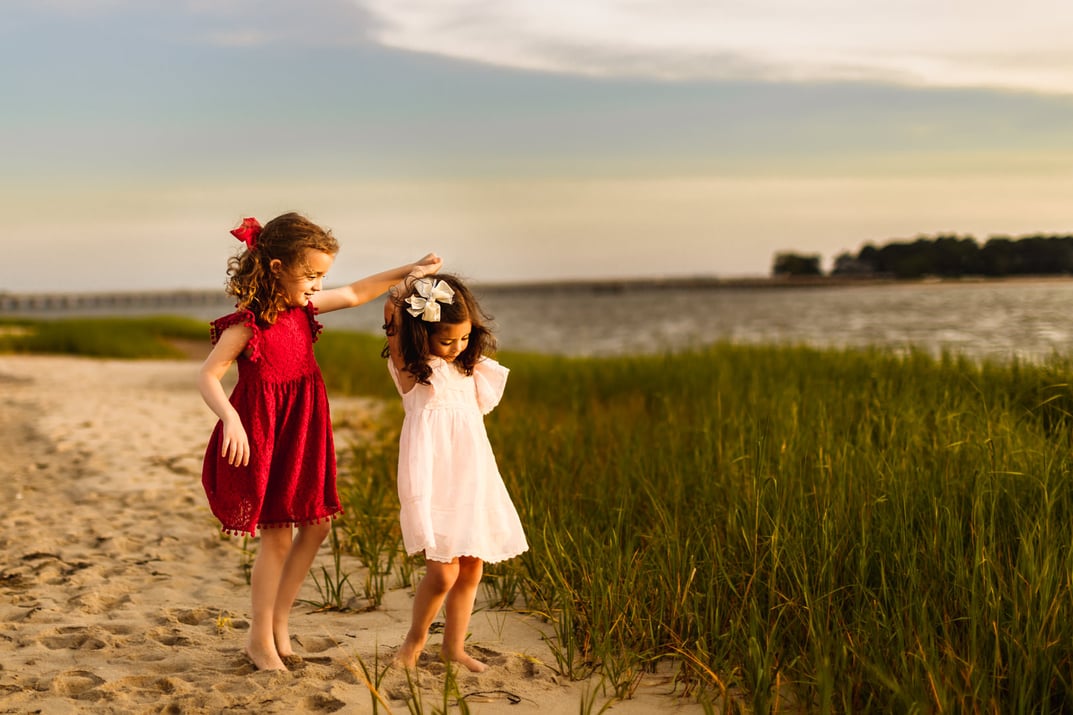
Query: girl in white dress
[[382, 273, 528, 672]]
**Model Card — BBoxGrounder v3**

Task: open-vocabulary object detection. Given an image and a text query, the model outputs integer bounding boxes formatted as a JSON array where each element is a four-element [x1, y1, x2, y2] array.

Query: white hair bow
[[406, 278, 455, 322]]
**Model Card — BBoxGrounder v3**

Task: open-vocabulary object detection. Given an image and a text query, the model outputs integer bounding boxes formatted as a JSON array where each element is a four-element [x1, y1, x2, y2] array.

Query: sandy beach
[[0, 354, 706, 714]]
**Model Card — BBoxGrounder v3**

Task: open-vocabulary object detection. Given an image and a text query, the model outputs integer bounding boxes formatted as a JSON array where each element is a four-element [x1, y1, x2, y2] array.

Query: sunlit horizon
[[2, 1, 1072, 293]]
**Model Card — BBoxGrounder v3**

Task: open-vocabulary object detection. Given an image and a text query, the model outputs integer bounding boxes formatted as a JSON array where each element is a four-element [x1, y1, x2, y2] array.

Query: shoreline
[[476, 272, 1073, 294], [3, 273, 1073, 314]]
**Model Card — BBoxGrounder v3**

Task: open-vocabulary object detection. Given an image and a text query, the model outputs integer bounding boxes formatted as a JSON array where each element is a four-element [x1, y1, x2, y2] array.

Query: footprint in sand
[[40, 626, 108, 651], [74, 590, 132, 615], [301, 693, 347, 712], [296, 635, 338, 654], [148, 627, 194, 647], [42, 669, 106, 696], [165, 606, 214, 626], [108, 674, 189, 697], [470, 644, 509, 667], [99, 621, 140, 637]]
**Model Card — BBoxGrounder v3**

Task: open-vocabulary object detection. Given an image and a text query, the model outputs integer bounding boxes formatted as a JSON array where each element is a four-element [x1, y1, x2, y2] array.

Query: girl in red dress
[[199, 212, 440, 671]]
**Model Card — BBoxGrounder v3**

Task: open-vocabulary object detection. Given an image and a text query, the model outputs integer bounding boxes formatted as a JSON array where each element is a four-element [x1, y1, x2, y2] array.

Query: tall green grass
[[9, 317, 1073, 710], [0, 316, 207, 359], [319, 338, 1073, 712]]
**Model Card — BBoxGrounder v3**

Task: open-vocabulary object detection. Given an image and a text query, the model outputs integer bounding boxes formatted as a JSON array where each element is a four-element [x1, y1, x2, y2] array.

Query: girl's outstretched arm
[[198, 324, 253, 467], [313, 253, 442, 314]]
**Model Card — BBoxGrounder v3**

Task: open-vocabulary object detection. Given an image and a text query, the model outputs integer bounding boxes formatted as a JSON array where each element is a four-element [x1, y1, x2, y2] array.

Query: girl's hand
[[220, 415, 251, 467], [409, 253, 443, 280]]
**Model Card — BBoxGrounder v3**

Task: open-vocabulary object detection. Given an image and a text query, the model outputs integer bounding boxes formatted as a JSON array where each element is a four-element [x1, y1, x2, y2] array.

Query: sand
[[0, 355, 707, 714]]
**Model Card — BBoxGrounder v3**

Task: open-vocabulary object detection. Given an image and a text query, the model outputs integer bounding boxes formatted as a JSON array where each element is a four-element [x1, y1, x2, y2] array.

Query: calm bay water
[[9, 278, 1073, 361], [451, 278, 1073, 361]]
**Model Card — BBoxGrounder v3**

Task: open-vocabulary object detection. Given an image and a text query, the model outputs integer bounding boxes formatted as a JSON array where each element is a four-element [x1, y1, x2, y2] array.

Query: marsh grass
[[344, 645, 395, 713], [320, 337, 1073, 712], [12, 317, 1073, 710], [337, 423, 407, 608], [304, 520, 360, 611], [0, 316, 206, 358]]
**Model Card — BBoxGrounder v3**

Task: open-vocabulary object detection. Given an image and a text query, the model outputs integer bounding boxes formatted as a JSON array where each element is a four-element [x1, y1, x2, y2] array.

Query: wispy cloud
[[4, 0, 372, 47], [354, 0, 1073, 94]]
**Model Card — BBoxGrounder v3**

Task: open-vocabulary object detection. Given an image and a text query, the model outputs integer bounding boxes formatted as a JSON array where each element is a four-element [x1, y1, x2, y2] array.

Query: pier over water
[[0, 290, 229, 314]]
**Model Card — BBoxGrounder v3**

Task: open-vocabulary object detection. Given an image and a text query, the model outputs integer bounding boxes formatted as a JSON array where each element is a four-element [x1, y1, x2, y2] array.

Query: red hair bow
[[230, 217, 262, 250]]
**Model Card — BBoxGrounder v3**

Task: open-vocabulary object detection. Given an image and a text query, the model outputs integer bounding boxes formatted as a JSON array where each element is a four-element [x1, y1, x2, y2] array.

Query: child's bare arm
[[383, 298, 404, 368], [198, 324, 252, 467], [314, 253, 442, 314], [383, 297, 418, 393]]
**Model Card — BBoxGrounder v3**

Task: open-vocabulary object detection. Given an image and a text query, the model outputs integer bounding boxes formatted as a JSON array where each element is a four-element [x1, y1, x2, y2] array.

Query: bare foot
[[442, 649, 487, 673], [393, 627, 429, 669], [246, 641, 287, 671], [394, 641, 423, 669], [274, 630, 294, 659]]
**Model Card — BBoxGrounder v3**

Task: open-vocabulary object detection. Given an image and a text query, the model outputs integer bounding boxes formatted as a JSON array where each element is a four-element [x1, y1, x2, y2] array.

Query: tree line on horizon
[[773, 234, 1073, 279]]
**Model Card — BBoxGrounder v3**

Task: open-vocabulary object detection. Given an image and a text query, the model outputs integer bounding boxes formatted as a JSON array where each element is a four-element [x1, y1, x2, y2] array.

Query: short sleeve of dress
[[473, 357, 509, 414], [303, 302, 325, 343], [209, 309, 262, 362]]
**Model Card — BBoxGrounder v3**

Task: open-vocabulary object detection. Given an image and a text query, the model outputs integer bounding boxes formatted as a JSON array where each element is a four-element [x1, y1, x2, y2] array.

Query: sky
[[2, 0, 1073, 293]]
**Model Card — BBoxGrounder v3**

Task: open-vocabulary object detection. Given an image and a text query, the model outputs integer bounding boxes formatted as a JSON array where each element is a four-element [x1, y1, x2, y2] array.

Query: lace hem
[[418, 545, 529, 565]]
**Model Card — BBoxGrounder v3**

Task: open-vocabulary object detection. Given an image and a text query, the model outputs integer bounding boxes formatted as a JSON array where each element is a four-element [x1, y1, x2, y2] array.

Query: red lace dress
[[201, 303, 341, 536]]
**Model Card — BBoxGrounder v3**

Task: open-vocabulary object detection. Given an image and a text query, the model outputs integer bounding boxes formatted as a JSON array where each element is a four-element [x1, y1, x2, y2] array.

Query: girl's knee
[[423, 560, 459, 592], [456, 557, 483, 585], [258, 528, 293, 557], [300, 520, 332, 542]]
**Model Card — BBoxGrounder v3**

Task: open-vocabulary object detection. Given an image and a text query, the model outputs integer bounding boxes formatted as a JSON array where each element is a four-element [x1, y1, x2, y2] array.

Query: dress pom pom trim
[[218, 509, 344, 538], [209, 309, 263, 362]]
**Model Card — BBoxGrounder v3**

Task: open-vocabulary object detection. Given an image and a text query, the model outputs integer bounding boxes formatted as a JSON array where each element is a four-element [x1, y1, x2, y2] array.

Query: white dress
[[388, 356, 528, 564]]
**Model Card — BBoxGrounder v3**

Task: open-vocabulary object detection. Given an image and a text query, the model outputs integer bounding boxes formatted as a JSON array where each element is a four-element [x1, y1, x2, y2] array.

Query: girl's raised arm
[[383, 296, 418, 393], [314, 253, 442, 314]]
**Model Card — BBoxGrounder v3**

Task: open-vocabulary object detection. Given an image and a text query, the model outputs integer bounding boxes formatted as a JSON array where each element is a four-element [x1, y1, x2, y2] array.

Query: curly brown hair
[[225, 212, 339, 324], [383, 273, 497, 385]]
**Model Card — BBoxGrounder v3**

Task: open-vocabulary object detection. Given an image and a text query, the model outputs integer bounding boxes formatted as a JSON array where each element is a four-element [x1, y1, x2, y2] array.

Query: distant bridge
[[0, 289, 230, 313], [1, 275, 859, 314]]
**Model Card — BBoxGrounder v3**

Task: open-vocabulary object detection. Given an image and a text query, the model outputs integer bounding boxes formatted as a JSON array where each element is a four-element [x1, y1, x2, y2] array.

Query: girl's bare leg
[[247, 528, 292, 670], [397, 559, 459, 668], [441, 556, 487, 672], [271, 521, 332, 658]]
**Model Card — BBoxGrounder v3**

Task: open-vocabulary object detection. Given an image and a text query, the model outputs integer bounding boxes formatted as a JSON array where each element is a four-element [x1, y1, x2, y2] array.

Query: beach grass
[[317, 336, 1073, 712], [0, 315, 207, 359], [6, 316, 1073, 710]]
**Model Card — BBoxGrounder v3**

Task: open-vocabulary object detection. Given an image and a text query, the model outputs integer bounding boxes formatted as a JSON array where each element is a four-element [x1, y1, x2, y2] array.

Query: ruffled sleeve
[[209, 309, 262, 362], [473, 357, 509, 414], [303, 302, 324, 343]]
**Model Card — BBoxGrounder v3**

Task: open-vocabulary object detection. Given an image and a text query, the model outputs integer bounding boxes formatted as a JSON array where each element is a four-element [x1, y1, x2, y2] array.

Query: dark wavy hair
[[225, 212, 339, 324], [383, 273, 496, 385]]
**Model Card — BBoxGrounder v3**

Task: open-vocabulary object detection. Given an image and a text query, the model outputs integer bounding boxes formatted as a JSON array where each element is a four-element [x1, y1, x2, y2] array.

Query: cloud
[[4, 0, 374, 48], [354, 0, 1073, 94]]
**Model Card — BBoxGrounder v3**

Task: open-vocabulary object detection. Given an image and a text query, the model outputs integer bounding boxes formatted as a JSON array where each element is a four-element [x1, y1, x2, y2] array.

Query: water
[[8, 279, 1073, 361], [317, 278, 1073, 362]]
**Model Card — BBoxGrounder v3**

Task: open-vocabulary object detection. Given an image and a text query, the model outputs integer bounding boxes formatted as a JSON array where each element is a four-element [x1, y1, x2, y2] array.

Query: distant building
[[831, 252, 875, 276]]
